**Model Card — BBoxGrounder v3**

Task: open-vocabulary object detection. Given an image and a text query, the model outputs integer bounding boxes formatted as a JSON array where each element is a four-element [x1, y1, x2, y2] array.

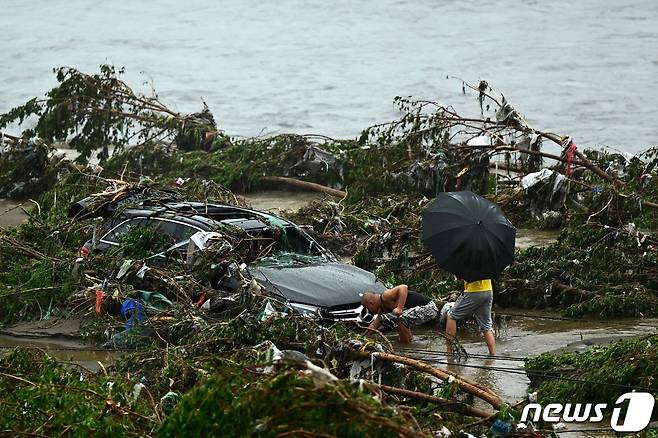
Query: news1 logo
[[521, 392, 655, 432]]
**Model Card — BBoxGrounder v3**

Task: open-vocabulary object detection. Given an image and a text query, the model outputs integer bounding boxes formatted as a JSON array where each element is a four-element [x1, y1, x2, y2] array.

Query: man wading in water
[[361, 284, 438, 344], [446, 279, 496, 355]]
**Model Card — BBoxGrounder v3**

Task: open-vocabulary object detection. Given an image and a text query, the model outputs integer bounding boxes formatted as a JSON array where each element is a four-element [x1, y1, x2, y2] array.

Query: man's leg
[[483, 330, 496, 356], [473, 292, 495, 356], [446, 295, 472, 355], [446, 316, 458, 354], [397, 322, 412, 344]]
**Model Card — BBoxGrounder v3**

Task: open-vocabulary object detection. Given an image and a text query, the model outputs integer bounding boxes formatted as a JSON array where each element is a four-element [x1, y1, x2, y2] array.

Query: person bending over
[[446, 279, 496, 355], [361, 284, 438, 344]]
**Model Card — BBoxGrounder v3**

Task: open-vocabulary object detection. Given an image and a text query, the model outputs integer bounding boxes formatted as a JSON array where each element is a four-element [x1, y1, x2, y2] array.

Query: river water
[[2, 0, 658, 153]]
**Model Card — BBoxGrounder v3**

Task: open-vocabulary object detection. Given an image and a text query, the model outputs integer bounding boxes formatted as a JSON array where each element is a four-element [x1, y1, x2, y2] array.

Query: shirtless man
[[361, 284, 439, 344]]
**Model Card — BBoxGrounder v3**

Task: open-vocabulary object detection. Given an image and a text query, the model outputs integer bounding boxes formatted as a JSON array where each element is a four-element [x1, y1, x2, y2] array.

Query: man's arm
[[392, 284, 408, 315]]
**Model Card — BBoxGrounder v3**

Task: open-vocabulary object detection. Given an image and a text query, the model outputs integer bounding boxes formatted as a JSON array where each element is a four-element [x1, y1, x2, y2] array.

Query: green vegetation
[[160, 370, 421, 438], [501, 226, 658, 317], [111, 226, 171, 259], [0, 349, 156, 436], [525, 335, 658, 406]]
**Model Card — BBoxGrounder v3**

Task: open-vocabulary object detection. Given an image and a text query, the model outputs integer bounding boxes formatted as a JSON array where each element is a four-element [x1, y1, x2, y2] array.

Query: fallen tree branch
[[366, 382, 492, 418], [360, 351, 504, 409], [261, 176, 347, 198]]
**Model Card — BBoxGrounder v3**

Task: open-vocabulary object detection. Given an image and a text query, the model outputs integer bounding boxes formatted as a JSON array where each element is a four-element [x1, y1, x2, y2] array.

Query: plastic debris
[[136, 264, 150, 279], [121, 298, 145, 330], [117, 260, 133, 279], [132, 381, 145, 403], [488, 419, 513, 436], [521, 168, 553, 189]]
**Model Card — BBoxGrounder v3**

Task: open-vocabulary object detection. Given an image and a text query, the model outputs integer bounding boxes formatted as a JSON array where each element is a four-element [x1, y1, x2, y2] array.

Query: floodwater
[[391, 314, 658, 436], [2, 1, 658, 154], [395, 313, 658, 404], [516, 228, 559, 250], [242, 190, 324, 215], [0, 199, 28, 229], [0, 334, 122, 372]]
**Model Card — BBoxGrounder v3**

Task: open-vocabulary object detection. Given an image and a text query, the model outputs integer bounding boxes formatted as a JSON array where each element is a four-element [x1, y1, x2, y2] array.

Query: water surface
[[1, 0, 657, 153]]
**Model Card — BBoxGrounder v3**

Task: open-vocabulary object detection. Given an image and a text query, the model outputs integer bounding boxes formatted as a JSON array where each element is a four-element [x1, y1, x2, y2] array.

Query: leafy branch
[[0, 65, 225, 164]]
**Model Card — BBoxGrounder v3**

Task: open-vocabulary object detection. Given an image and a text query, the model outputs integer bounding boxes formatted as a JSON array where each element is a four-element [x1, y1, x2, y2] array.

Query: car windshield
[[254, 251, 328, 268]]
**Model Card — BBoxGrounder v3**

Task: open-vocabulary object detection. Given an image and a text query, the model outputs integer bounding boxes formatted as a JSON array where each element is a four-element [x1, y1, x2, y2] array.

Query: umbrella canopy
[[422, 191, 516, 282]]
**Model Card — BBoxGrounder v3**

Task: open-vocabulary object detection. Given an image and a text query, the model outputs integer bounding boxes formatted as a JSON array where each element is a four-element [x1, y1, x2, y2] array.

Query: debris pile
[[1, 65, 657, 435], [501, 224, 658, 317], [0, 135, 66, 199]]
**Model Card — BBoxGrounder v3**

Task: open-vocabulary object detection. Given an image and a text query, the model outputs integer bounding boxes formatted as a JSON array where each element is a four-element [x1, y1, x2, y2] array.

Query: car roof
[[117, 202, 295, 232]]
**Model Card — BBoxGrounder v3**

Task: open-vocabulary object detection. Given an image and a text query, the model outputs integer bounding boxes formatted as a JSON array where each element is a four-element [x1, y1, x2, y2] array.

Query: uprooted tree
[[0, 65, 228, 164], [1, 65, 656, 221]]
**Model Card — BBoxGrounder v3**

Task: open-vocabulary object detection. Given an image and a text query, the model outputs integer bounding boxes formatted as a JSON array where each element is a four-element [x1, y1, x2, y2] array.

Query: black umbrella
[[422, 191, 516, 282]]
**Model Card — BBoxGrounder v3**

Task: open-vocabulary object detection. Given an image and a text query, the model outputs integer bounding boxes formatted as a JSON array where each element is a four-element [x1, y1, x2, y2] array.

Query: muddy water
[[242, 190, 325, 215], [516, 228, 559, 250], [0, 335, 122, 372], [395, 313, 658, 404], [0, 199, 28, 228]]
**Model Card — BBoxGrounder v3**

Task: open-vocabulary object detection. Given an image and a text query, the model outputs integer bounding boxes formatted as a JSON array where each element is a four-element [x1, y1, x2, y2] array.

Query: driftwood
[[261, 176, 347, 198], [362, 351, 504, 409], [366, 382, 492, 418]]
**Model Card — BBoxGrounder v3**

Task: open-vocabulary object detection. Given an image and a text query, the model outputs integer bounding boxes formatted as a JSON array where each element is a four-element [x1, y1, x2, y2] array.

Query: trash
[[255, 340, 285, 373], [71, 257, 84, 281], [435, 426, 452, 437], [160, 391, 179, 414], [185, 231, 224, 265], [521, 168, 553, 189], [291, 144, 344, 185], [131, 381, 145, 403], [257, 301, 285, 323], [136, 264, 150, 279], [135, 291, 172, 313], [553, 422, 567, 431], [117, 260, 133, 279], [488, 419, 513, 436], [121, 298, 145, 330], [95, 291, 106, 316]]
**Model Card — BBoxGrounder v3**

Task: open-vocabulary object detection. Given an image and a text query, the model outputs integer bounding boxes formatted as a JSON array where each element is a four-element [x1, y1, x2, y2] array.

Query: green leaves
[[525, 335, 658, 405], [0, 65, 206, 164]]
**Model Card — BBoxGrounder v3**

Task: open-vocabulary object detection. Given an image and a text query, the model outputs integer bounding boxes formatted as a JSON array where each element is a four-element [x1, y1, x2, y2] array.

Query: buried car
[[72, 198, 385, 322]]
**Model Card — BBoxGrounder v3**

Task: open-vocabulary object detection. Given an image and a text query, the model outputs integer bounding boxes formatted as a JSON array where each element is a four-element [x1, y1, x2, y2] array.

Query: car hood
[[249, 263, 386, 307]]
